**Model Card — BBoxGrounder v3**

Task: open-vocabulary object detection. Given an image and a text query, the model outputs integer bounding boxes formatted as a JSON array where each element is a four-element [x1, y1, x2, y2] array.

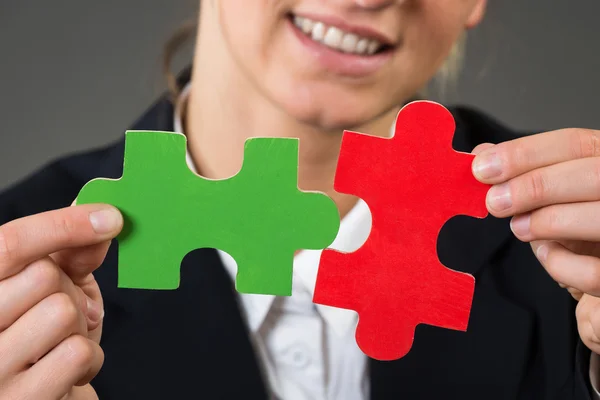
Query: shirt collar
[[174, 82, 373, 337]]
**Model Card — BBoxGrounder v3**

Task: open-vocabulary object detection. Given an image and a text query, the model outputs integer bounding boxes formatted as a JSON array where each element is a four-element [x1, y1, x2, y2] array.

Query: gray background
[[1, 1, 598, 188]]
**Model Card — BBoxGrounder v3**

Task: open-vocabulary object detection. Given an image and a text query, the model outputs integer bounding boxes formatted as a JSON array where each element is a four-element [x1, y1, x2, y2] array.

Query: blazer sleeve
[[0, 157, 85, 219]]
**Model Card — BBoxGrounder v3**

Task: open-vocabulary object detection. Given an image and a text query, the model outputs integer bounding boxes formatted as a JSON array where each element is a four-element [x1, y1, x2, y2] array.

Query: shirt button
[[288, 345, 310, 369]]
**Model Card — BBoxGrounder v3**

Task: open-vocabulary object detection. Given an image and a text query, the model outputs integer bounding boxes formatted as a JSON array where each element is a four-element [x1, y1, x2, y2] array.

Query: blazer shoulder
[[0, 140, 124, 225], [449, 105, 536, 147]]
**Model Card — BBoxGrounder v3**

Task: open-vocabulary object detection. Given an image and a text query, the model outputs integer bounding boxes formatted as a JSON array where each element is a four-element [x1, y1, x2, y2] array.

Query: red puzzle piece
[[313, 101, 490, 361]]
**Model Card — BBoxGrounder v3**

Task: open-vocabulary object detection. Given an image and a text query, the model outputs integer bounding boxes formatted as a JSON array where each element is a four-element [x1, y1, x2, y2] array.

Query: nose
[[353, 0, 398, 10]]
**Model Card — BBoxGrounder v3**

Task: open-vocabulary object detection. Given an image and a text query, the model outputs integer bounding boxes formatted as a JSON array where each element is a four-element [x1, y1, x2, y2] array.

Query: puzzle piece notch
[[77, 131, 340, 295], [313, 100, 490, 361]]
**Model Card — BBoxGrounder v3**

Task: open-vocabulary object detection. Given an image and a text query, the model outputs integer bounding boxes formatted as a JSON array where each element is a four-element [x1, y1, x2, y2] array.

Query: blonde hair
[[162, 24, 466, 101]]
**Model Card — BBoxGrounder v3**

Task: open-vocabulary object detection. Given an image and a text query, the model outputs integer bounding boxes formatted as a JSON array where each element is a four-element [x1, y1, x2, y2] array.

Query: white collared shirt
[[173, 83, 600, 399], [218, 201, 371, 400]]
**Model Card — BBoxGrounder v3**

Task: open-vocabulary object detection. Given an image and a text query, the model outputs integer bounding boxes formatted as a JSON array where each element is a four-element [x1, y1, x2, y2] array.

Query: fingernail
[[86, 297, 104, 323], [558, 282, 566, 288], [536, 244, 548, 262], [510, 214, 531, 237], [487, 183, 512, 211], [89, 207, 122, 234], [473, 151, 502, 180]]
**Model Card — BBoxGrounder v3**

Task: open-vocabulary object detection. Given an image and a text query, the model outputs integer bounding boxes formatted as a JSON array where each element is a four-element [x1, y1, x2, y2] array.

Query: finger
[[510, 202, 600, 242], [567, 287, 584, 301], [0, 204, 122, 280], [50, 242, 106, 342], [0, 292, 87, 375], [557, 239, 600, 258], [70, 272, 104, 344], [555, 276, 583, 300], [51, 240, 111, 286], [485, 157, 600, 217], [63, 384, 99, 400], [532, 240, 600, 296], [18, 335, 103, 398], [52, 245, 106, 339], [0, 258, 89, 333], [576, 294, 600, 354], [472, 128, 600, 184], [471, 142, 495, 155]]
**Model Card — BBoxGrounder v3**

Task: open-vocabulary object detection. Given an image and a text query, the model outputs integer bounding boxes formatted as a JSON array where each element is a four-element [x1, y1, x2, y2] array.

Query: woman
[[0, 0, 599, 399]]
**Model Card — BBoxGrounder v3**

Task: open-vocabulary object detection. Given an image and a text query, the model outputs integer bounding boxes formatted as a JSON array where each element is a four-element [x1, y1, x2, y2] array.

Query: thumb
[[472, 142, 495, 155], [51, 202, 122, 283]]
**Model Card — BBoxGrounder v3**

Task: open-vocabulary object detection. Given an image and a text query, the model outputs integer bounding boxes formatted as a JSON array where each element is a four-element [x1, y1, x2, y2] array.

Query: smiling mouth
[[288, 14, 394, 56]]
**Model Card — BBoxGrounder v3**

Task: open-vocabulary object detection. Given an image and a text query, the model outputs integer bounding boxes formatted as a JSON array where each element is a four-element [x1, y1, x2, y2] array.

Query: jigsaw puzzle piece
[[313, 101, 489, 361], [77, 132, 340, 294], [221, 138, 340, 295], [77, 131, 195, 289]]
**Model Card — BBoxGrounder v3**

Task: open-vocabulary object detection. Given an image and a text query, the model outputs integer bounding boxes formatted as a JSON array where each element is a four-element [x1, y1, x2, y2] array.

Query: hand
[[472, 128, 600, 354], [0, 204, 122, 399]]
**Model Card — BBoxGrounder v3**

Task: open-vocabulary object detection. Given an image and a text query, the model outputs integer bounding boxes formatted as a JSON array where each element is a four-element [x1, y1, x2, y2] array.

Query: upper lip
[[292, 12, 396, 46]]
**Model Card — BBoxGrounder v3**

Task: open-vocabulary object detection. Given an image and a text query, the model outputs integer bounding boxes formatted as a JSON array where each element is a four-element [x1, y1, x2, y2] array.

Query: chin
[[272, 81, 394, 131], [288, 101, 375, 131]]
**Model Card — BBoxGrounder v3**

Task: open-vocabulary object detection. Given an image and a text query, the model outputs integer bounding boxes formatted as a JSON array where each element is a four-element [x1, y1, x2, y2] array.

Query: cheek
[[217, 1, 298, 98], [217, 0, 290, 80], [218, 1, 268, 60], [407, 1, 469, 65]]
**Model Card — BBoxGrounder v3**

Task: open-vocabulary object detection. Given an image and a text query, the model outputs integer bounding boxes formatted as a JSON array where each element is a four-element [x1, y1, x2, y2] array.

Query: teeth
[[312, 22, 326, 42], [301, 18, 314, 34], [356, 38, 369, 54], [292, 15, 384, 55], [367, 40, 379, 55], [323, 26, 343, 48], [340, 33, 358, 53], [293, 15, 304, 29]]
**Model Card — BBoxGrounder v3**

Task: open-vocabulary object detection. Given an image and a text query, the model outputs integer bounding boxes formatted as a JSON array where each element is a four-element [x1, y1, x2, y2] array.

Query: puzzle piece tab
[[313, 101, 489, 361], [77, 131, 340, 295]]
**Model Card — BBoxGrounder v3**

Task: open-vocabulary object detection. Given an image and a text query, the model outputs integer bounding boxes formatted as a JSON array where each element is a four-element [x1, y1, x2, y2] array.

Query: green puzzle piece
[[76, 131, 340, 295]]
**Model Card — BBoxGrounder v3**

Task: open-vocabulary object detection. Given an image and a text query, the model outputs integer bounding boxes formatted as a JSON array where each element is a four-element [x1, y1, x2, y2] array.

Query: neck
[[185, 14, 398, 219]]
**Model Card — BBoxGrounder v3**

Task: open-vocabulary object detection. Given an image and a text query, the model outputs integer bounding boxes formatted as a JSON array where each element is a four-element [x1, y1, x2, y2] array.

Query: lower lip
[[287, 18, 394, 78]]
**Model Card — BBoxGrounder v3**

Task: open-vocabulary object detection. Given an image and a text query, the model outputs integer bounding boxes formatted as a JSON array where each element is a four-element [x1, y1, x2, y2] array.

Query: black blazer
[[0, 93, 594, 399]]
